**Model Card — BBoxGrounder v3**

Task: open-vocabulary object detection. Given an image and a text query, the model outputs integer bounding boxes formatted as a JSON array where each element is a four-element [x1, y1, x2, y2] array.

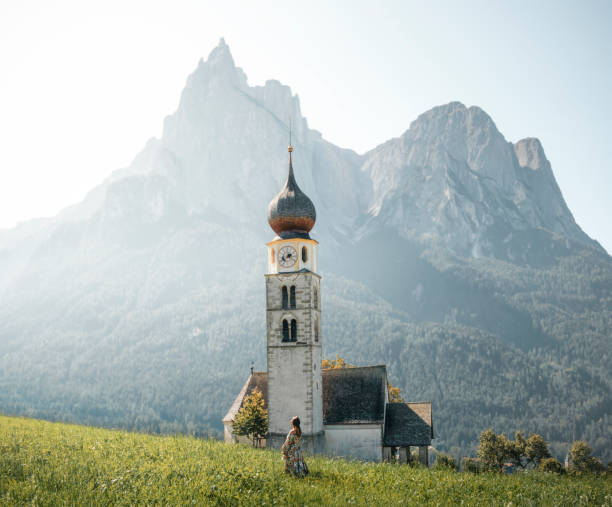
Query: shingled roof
[[224, 367, 388, 425], [322, 365, 388, 425], [222, 372, 268, 423], [383, 402, 433, 446], [224, 367, 433, 444]]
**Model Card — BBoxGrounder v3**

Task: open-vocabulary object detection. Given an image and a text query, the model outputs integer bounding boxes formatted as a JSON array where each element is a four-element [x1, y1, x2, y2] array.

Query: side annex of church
[[223, 144, 433, 463]]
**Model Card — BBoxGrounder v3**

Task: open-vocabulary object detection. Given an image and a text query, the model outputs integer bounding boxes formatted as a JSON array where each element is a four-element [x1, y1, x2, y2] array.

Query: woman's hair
[[290, 416, 302, 437]]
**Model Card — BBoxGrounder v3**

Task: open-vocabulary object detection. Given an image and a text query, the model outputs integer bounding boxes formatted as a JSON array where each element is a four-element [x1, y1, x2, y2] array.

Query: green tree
[[505, 432, 525, 469], [525, 434, 551, 468], [477, 429, 509, 472], [232, 388, 268, 448], [477, 430, 552, 471], [569, 441, 604, 473]]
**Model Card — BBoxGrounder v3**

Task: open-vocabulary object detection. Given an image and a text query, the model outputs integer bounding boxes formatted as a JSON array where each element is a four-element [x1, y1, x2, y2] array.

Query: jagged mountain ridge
[[0, 39, 610, 462], [1, 39, 597, 265]]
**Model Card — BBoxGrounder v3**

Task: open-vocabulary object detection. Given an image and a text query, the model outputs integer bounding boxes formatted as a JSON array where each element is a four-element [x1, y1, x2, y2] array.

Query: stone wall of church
[[322, 424, 384, 462]]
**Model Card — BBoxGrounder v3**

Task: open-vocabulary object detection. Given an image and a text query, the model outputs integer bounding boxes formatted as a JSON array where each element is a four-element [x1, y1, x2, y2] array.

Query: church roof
[[383, 402, 433, 447], [224, 367, 433, 444], [224, 367, 388, 426], [322, 365, 388, 425]]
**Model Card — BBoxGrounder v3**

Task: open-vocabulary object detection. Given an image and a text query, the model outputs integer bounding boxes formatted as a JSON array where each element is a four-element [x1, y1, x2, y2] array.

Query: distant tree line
[[452, 429, 607, 475]]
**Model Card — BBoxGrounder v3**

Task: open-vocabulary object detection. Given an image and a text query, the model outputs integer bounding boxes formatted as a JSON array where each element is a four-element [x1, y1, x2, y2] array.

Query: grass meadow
[[1, 415, 610, 506]]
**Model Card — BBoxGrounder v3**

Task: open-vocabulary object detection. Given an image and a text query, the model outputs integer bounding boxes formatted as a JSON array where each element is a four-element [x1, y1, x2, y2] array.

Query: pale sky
[[1, 0, 610, 253]]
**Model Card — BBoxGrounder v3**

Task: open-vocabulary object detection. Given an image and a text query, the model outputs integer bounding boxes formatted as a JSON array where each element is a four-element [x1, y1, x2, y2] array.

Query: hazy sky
[[1, 0, 610, 252]]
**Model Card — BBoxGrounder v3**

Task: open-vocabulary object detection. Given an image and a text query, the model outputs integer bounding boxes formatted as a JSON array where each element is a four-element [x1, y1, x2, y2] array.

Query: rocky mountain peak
[[183, 38, 247, 99], [401, 101, 517, 190], [361, 101, 600, 258], [514, 137, 549, 171], [204, 38, 235, 71], [406, 102, 497, 140]]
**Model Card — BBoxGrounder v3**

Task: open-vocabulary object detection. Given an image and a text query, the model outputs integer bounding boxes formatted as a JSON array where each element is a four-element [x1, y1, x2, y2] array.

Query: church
[[223, 144, 434, 464]]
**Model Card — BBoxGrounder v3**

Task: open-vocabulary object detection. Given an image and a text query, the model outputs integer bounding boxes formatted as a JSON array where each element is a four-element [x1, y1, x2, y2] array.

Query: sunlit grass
[[0, 415, 610, 506]]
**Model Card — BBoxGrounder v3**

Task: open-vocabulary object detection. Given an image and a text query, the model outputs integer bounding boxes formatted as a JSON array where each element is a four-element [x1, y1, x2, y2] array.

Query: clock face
[[278, 245, 297, 267]]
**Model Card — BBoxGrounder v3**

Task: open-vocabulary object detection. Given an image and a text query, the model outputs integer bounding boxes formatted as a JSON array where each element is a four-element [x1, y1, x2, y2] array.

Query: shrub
[[461, 457, 487, 473], [539, 457, 563, 474], [568, 441, 605, 474], [477, 429, 552, 471], [434, 453, 457, 471]]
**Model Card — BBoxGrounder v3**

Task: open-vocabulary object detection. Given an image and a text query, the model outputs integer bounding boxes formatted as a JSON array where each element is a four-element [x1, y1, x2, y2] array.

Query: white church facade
[[223, 144, 433, 463]]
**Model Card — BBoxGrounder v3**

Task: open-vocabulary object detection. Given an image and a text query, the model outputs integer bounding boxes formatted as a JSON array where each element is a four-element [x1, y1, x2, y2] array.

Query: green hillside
[[1, 416, 609, 506]]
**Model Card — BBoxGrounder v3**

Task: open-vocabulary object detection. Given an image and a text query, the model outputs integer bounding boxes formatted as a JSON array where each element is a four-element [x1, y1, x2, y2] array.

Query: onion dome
[[268, 145, 316, 239]]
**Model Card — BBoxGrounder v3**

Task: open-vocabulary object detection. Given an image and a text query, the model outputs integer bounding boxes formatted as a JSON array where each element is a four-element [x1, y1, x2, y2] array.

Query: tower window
[[314, 286, 318, 309], [282, 319, 289, 342], [282, 286, 288, 309], [291, 319, 297, 341], [290, 286, 296, 309], [302, 246, 308, 263], [314, 316, 319, 342]]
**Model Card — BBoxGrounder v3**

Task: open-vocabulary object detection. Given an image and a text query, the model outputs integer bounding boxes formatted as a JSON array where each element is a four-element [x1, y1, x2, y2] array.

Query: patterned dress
[[281, 430, 309, 477]]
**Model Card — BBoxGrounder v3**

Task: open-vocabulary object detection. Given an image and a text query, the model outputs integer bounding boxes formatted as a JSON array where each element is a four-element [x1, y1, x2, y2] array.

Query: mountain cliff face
[[91, 39, 367, 244], [0, 40, 610, 462], [360, 102, 598, 258]]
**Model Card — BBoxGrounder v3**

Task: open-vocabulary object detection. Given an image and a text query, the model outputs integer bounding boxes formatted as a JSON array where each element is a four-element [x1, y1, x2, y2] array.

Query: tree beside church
[[232, 388, 268, 448]]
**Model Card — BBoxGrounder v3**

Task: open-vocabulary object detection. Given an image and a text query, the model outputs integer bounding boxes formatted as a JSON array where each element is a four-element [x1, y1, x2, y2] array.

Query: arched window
[[314, 286, 318, 309], [302, 246, 308, 263], [282, 286, 288, 309], [291, 319, 297, 341], [282, 319, 289, 342], [290, 286, 296, 309], [314, 317, 319, 342]]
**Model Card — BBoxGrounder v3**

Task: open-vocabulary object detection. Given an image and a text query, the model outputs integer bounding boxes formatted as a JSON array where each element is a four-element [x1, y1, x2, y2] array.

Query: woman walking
[[281, 416, 309, 477]]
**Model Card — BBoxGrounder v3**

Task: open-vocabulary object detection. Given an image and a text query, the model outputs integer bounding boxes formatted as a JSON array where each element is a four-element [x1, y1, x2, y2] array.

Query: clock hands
[[279, 246, 296, 267]]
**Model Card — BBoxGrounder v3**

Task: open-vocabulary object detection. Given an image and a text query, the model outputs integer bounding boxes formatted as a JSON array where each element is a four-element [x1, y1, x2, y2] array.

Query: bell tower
[[265, 143, 323, 451]]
